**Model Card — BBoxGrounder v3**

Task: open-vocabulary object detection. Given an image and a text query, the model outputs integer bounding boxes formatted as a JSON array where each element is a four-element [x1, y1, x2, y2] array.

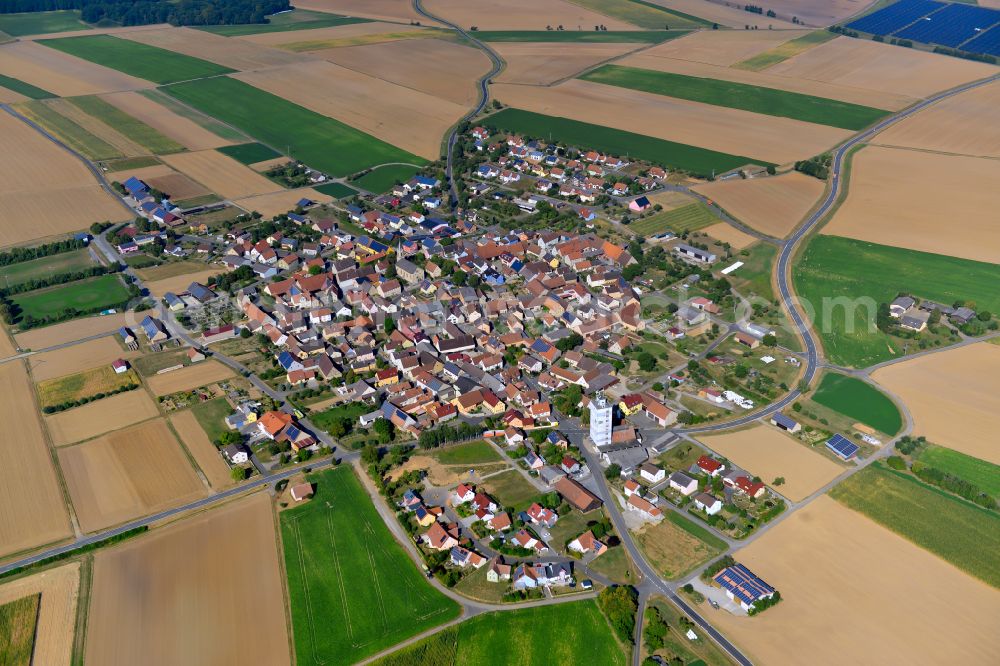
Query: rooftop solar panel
[[826, 434, 860, 460]]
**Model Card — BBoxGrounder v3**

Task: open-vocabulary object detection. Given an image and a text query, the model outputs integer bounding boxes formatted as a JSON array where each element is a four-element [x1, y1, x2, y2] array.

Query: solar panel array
[[845, 0, 1000, 56], [826, 434, 860, 460], [714, 564, 775, 606]]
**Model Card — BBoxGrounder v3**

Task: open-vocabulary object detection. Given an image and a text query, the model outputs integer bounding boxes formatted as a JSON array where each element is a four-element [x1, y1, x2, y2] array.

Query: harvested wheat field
[[872, 343, 1000, 466], [102, 91, 232, 150], [322, 38, 490, 105], [495, 42, 646, 86], [169, 410, 233, 489], [711, 496, 1000, 665], [146, 359, 234, 396], [639, 29, 810, 67], [425, 0, 637, 30], [292, 0, 421, 23], [649, 0, 798, 27], [241, 21, 426, 47], [121, 27, 306, 71], [617, 52, 913, 111], [768, 37, 997, 100], [28, 336, 137, 382], [693, 172, 823, 238], [0, 563, 79, 666], [874, 81, 1000, 159], [42, 97, 148, 156], [0, 112, 128, 248], [234, 188, 333, 218], [822, 146, 1000, 264], [15, 312, 134, 351], [494, 80, 851, 165], [86, 493, 289, 665], [648, 190, 697, 210], [161, 150, 280, 199], [0, 87, 28, 104], [249, 156, 292, 172], [45, 389, 160, 447], [145, 172, 212, 200], [742, 0, 868, 26], [58, 418, 205, 532], [0, 40, 151, 96], [0, 328, 16, 358], [235, 60, 468, 159], [703, 222, 756, 249], [698, 425, 844, 502], [144, 267, 224, 297], [0, 362, 71, 559]]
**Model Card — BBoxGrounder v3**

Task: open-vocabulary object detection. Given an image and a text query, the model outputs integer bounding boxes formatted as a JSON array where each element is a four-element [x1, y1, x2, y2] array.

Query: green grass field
[[20, 100, 122, 161], [12, 274, 129, 320], [476, 30, 687, 43], [830, 464, 1000, 588], [483, 108, 766, 177], [39, 35, 235, 84], [794, 235, 1000, 368], [0, 73, 54, 99], [918, 446, 1000, 496], [371, 626, 458, 666], [281, 466, 460, 665], [164, 77, 425, 177], [666, 511, 729, 551], [68, 95, 185, 154], [0, 249, 93, 288], [628, 202, 716, 236], [310, 401, 370, 434], [217, 142, 281, 165], [733, 30, 838, 71], [0, 10, 89, 36], [313, 181, 359, 198], [811, 373, 902, 435], [482, 469, 543, 511], [728, 242, 776, 300], [351, 164, 421, 193], [138, 89, 249, 142], [431, 440, 502, 465], [568, 0, 711, 29], [581, 65, 890, 131], [197, 9, 370, 36], [0, 593, 40, 665], [190, 396, 232, 444]]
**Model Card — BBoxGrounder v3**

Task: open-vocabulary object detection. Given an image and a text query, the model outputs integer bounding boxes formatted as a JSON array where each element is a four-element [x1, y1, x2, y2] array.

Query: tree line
[[0, 238, 86, 266], [1, 0, 291, 28]]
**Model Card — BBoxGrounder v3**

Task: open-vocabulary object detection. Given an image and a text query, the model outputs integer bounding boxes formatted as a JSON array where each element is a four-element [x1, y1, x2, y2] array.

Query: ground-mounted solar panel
[[893, 2, 1000, 47], [846, 0, 946, 36], [961, 21, 1000, 55]]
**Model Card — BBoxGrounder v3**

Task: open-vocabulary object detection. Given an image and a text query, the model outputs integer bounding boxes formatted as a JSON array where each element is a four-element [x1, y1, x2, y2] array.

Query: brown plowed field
[[702, 222, 756, 249], [14, 313, 134, 351], [693, 171, 823, 238], [321, 38, 491, 105], [768, 36, 997, 99], [872, 343, 1000, 466], [821, 146, 1000, 264], [493, 79, 852, 165], [0, 563, 79, 666], [146, 359, 234, 395], [233, 188, 334, 218], [0, 361, 72, 559], [495, 42, 646, 86], [291, 0, 421, 23], [710, 496, 1000, 665], [58, 418, 205, 532], [424, 0, 638, 30], [120, 27, 306, 71], [45, 389, 160, 446], [28, 336, 137, 382], [169, 410, 233, 489], [0, 111, 128, 249], [637, 29, 810, 67], [0, 40, 151, 96], [235, 60, 468, 159], [103, 91, 233, 150], [86, 493, 290, 666], [144, 267, 224, 297], [161, 150, 281, 199]]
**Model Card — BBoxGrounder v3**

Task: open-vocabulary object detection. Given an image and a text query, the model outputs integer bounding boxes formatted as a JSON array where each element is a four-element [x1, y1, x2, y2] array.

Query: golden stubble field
[[872, 343, 1000, 466], [0, 562, 79, 666], [636, 29, 810, 67], [45, 389, 161, 447], [102, 90, 233, 151], [0, 112, 128, 248], [821, 146, 1000, 264], [291, 0, 422, 23], [702, 222, 756, 249], [492, 79, 851, 165], [0, 40, 151, 96], [241, 21, 427, 48], [14, 313, 135, 350], [233, 187, 334, 218], [0, 362, 72, 559], [57, 418, 206, 533], [145, 359, 235, 395], [161, 149, 281, 200], [120, 26, 306, 71], [494, 42, 645, 86], [697, 425, 845, 502], [693, 171, 824, 238], [169, 409, 233, 489], [144, 267, 225, 298], [85, 493, 290, 666], [711, 496, 1000, 665], [28, 336, 137, 382], [424, 0, 638, 30], [112, 162, 212, 200]]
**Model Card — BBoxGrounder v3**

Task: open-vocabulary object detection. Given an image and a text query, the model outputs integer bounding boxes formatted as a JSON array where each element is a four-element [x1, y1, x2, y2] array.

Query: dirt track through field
[[120, 27, 307, 71], [145, 359, 234, 395], [0, 361, 72, 559], [28, 336, 137, 382], [0, 562, 79, 665], [822, 146, 1000, 264], [86, 492, 290, 665], [693, 171, 823, 238], [58, 418, 205, 532], [495, 42, 647, 86], [0, 111, 128, 248], [638, 30, 810, 67], [711, 496, 1000, 665], [0, 40, 152, 96], [102, 90, 233, 150], [169, 410, 234, 489], [161, 150, 282, 200], [45, 389, 161, 446], [872, 343, 1000, 466]]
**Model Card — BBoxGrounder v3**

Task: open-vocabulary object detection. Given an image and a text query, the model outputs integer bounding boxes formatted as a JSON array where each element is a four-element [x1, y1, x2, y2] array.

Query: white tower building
[[589, 392, 613, 448]]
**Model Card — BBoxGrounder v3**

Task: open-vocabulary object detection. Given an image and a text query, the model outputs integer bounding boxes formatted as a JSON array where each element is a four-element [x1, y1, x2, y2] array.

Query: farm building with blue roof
[[714, 563, 776, 611]]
